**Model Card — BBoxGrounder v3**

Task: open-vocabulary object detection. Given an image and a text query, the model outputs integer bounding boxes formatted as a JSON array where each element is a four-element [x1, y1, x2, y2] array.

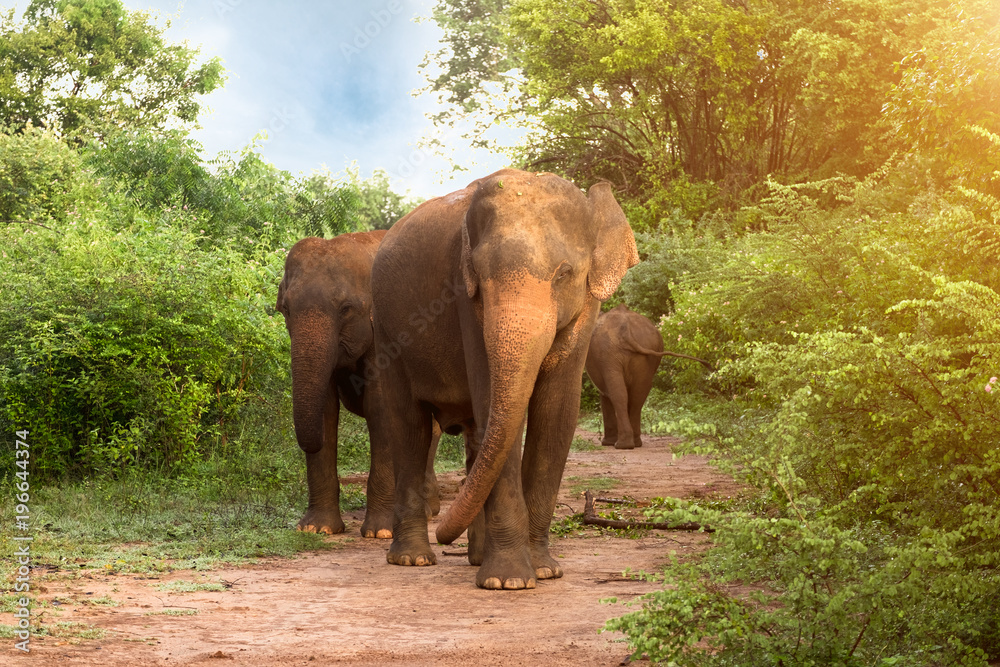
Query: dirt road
[[8, 432, 736, 666]]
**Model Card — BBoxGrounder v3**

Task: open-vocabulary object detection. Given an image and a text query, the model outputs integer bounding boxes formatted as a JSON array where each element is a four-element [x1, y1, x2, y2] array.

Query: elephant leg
[[522, 344, 590, 580], [299, 391, 345, 535], [599, 392, 618, 446], [476, 417, 536, 590], [376, 398, 436, 567], [627, 359, 656, 449], [362, 404, 395, 538], [603, 371, 635, 450], [424, 420, 442, 518], [463, 430, 486, 566]]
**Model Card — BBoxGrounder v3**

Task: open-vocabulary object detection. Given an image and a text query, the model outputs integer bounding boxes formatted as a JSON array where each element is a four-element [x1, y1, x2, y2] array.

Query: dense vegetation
[[427, 0, 1000, 664], [2, 0, 998, 663]]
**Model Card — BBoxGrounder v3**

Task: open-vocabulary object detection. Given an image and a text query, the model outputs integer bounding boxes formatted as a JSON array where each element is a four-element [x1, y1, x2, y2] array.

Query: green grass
[[570, 435, 602, 452], [155, 580, 226, 593], [87, 595, 121, 607], [576, 409, 604, 435], [145, 609, 198, 616], [566, 475, 618, 496], [0, 437, 338, 575], [0, 621, 106, 640], [339, 483, 367, 511]]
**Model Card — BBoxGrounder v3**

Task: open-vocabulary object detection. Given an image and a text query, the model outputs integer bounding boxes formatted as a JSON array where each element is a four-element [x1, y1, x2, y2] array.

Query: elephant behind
[[585, 304, 712, 449], [365, 169, 639, 589], [276, 230, 439, 537]]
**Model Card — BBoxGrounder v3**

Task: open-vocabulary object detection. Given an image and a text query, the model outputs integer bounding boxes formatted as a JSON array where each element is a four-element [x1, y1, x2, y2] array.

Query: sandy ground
[[6, 430, 738, 666]]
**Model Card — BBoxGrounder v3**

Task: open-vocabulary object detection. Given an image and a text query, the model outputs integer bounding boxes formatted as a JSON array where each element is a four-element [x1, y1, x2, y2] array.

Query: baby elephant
[[585, 304, 712, 449]]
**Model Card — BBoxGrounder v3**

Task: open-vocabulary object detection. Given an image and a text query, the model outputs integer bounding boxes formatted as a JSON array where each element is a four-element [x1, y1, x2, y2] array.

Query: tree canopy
[[426, 0, 1000, 213], [0, 0, 225, 142]]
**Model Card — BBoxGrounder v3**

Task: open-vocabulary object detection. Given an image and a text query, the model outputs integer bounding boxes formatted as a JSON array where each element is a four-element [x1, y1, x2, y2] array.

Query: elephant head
[[276, 233, 383, 454], [436, 171, 638, 544]]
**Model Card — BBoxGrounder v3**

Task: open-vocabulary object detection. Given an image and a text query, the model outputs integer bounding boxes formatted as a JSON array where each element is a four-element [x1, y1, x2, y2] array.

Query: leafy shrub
[[611, 160, 1000, 664], [0, 203, 289, 478], [0, 124, 97, 227]]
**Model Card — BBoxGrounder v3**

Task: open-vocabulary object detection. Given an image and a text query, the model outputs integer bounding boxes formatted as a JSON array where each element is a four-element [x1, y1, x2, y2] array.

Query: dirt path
[[9, 431, 737, 666]]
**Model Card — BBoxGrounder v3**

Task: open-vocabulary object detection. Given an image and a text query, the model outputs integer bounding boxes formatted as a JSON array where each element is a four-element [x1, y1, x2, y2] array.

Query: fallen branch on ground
[[583, 491, 714, 532]]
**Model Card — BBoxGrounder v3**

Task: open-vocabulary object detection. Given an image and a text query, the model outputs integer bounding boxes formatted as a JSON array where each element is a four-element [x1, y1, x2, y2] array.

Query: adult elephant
[[276, 231, 440, 537], [585, 304, 712, 450], [365, 169, 639, 589]]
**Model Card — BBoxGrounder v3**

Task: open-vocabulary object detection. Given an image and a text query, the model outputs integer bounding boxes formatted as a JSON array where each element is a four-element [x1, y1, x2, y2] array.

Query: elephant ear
[[275, 277, 287, 314], [460, 219, 479, 298], [587, 182, 639, 301]]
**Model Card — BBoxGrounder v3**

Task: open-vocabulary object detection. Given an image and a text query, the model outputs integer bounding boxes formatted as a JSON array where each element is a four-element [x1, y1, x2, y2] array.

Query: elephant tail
[[626, 342, 715, 370]]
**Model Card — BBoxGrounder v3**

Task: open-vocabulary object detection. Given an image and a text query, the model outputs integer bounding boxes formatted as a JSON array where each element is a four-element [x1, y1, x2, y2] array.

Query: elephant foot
[[297, 508, 345, 535], [475, 549, 537, 590], [387, 538, 437, 567], [529, 548, 564, 580], [601, 438, 616, 447], [360, 511, 394, 539], [633, 437, 643, 448], [614, 440, 636, 450]]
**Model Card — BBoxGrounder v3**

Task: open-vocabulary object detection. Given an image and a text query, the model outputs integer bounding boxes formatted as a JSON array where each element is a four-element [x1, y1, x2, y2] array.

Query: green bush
[[0, 201, 289, 478], [610, 160, 1000, 664], [0, 124, 97, 227]]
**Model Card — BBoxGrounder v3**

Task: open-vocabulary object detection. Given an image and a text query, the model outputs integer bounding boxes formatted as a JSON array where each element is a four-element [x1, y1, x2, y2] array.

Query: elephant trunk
[[290, 312, 339, 454], [435, 275, 557, 544]]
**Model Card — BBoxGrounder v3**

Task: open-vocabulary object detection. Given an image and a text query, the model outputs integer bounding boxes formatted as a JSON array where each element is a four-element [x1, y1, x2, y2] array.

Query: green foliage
[[349, 167, 423, 230], [613, 146, 1000, 662], [0, 0, 224, 141], [882, 1, 1000, 198], [435, 431, 467, 472], [0, 172, 290, 477], [335, 410, 374, 474], [420, 0, 516, 132], [427, 0, 971, 214], [549, 513, 585, 537], [0, 123, 97, 226]]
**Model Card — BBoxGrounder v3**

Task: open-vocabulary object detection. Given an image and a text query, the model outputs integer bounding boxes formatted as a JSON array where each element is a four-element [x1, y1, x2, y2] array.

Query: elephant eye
[[553, 262, 573, 283], [339, 302, 355, 318]]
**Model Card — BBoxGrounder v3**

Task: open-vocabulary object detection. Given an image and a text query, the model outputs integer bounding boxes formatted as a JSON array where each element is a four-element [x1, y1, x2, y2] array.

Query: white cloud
[[113, 0, 523, 198]]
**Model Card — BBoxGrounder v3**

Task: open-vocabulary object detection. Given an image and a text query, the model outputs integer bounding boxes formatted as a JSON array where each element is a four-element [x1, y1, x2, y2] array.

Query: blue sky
[[110, 0, 518, 199]]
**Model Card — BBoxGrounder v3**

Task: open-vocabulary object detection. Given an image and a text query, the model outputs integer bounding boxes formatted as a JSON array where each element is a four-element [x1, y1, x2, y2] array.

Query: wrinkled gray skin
[[585, 304, 714, 449], [365, 169, 639, 589], [276, 231, 439, 537]]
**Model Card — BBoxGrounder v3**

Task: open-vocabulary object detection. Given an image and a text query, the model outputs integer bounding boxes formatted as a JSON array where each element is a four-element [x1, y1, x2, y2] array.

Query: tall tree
[[424, 0, 996, 213], [0, 0, 224, 142]]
